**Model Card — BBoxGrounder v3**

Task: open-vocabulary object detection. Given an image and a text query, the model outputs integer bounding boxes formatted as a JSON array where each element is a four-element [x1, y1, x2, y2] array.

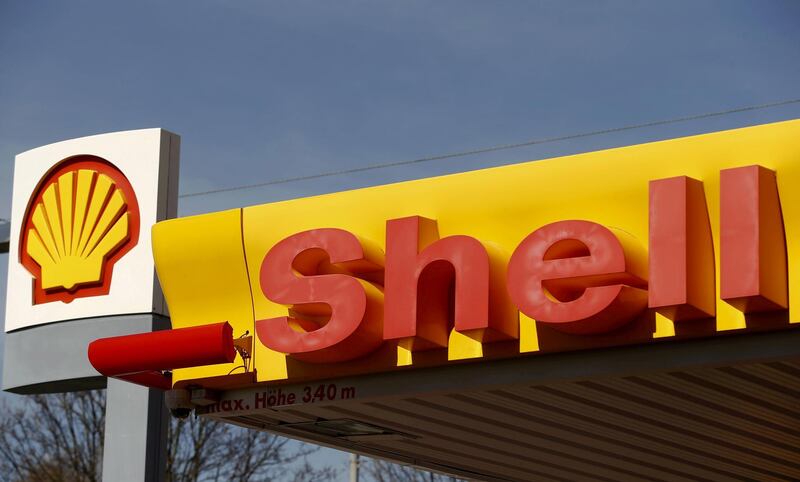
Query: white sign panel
[[4, 129, 179, 332]]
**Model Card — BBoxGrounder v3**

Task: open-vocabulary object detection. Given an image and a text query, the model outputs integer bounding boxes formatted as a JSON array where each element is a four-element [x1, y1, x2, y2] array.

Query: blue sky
[[2, 0, 800, 477]]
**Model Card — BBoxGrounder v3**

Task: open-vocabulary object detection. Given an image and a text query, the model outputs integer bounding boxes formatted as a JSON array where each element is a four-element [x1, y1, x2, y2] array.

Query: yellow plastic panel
[[152, 209, 255, 386], [58, 172, 74, 254], [72, 170, 94, 251]]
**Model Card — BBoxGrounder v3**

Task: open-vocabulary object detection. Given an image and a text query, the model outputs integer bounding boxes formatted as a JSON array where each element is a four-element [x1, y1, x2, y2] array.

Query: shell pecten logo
[[20, 155, 140, 304]]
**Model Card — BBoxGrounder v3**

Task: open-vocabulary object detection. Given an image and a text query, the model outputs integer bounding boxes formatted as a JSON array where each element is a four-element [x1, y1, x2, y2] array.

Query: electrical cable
[[175, 97, 799, 199]]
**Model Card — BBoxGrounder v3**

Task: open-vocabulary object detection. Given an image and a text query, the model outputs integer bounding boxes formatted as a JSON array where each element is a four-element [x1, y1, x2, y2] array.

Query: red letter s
[[255, 229, 384, 363]]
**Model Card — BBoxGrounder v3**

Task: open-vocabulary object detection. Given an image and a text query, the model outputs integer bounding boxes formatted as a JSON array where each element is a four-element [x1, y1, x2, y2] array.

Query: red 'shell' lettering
[[253, 165, 789, 362]]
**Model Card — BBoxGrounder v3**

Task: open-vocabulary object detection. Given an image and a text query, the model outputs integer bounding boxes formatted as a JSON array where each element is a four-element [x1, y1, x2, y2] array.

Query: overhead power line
[[179, 97, 800, 199]]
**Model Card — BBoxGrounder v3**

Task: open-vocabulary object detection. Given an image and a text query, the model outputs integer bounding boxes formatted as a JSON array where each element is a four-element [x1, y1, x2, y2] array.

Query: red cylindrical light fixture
[[88, 322, 236, 389]]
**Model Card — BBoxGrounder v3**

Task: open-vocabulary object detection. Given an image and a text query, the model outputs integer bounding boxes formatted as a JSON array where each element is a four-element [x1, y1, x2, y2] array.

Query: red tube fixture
[[88, 322, 236, 390]]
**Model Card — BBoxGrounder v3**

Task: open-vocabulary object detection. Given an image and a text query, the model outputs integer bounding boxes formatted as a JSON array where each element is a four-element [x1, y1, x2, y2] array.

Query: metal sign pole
[[349, 453, 360, 482], [0, 219, 9, 254], [103, 379, 168, 482]]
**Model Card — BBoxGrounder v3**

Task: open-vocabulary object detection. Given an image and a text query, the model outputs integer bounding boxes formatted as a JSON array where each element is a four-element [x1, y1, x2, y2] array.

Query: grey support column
[[0, 218, 9, 253], [103, 378, 168, 482]]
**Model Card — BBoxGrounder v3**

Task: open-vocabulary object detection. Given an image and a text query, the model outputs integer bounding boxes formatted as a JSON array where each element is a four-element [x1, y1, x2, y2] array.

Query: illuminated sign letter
[[720, 165, 788, 312], [648, 176, 715, 320], [255, 228, 384, 363], [507, 220, 647, 335], [384, 216, 516, 350]]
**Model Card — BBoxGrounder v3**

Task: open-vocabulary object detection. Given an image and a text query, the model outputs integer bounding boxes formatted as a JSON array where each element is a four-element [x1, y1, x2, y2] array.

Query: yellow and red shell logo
[[19, 155, 140, 304]]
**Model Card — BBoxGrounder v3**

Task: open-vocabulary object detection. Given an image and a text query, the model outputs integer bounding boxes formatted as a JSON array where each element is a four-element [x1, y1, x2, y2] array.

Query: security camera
[[165, 389, 194, 419], [169, 407, 192, 419]]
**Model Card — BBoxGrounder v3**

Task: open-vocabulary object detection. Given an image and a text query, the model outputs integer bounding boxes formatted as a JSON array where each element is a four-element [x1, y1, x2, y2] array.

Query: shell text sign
[[20, 156, 140, 304], [151, 119, 800, 388]]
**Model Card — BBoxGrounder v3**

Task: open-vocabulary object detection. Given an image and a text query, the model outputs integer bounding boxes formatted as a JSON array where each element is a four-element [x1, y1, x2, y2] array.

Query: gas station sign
[[3, 128, 180, 394], [88, 120, 800, 392]]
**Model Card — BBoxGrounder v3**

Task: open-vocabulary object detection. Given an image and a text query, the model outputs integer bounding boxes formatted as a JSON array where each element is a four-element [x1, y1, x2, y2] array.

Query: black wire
[[178, 98, 800, 199]]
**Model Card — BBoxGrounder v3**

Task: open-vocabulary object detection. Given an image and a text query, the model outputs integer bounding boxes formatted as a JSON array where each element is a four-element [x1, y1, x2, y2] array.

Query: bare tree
[[166, 413, 337, 482], [0, 390, 105, 482], [361, 458, 462, 482], [0, 390, 336, 482], [0, 390, 463, 482]]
